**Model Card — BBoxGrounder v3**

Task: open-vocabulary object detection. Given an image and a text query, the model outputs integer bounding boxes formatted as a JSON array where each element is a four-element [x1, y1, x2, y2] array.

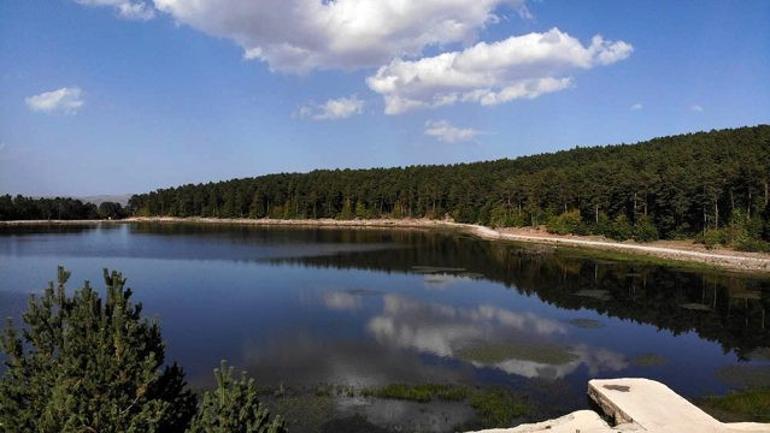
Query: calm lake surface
[[1, 223, 769, 431]]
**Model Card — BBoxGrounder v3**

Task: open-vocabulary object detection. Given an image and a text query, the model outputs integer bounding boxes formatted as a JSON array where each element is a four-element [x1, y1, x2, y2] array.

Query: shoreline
[[3, 216, 770, 274]]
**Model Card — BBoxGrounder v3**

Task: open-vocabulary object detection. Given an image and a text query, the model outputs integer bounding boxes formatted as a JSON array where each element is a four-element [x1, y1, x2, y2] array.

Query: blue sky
[[1, 0, 769, 196]]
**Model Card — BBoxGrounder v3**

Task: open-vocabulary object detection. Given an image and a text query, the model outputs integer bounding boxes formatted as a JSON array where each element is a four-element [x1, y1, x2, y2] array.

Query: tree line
[[0, 195, 128, 220], [127, 125, 770, 249], [3, 126, 768, 250]]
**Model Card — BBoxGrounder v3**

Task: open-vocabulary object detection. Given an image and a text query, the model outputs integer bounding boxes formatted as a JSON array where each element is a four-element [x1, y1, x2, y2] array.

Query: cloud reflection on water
[[366, 294, 626, 380]]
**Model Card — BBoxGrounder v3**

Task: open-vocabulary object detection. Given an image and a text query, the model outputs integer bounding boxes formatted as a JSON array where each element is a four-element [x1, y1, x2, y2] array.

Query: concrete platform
[[589, 378, 769, 432], [467, 378, 770, 433]]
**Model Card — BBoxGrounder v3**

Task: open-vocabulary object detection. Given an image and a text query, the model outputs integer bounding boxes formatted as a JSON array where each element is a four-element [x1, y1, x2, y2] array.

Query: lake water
[[1, 223, 769, 432]]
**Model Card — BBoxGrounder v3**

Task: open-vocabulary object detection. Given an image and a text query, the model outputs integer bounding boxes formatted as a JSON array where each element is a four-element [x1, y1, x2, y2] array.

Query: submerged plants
[[362, 383, 530, 429], [700, 388, 770, 422]]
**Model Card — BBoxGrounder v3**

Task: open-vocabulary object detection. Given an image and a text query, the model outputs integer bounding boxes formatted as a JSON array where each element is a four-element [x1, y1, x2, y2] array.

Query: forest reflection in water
[[1, 223, 769, 431]]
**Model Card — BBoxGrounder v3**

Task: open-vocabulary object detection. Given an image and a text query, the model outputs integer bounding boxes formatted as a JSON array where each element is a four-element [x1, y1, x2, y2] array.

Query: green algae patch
[[266, 393, 336, 432], [457, 342, 578, 365], [362, 383, 531, 429], [632, 353, 668, 367], [468, 388, 530, 427], [362, 383, 469, 403], [699, 388, 770, 423]]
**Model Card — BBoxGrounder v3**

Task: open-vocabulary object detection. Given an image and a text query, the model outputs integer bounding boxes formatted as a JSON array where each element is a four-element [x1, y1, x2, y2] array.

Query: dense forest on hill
[[3, 126, 770, 250], [126, 125, 770, 249]]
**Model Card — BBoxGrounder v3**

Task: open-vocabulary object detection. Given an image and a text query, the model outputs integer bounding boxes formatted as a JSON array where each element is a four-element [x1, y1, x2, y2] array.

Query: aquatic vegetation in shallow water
[[318, 414, 390, 433], [632, 353, 668, 367], [362, 383, 531, 430], [265, 392, 336, 432], [362, 383, 470, 402], [263, 383, 532, 431], [457, 342, 578, 365], [468, 388, 530, 427], [699, 388, 770, 422], [716, 365, 770, 389]]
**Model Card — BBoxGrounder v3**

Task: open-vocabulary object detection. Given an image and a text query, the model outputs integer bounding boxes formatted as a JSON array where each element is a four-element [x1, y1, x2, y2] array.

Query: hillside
[[125, 126, 770, 247]]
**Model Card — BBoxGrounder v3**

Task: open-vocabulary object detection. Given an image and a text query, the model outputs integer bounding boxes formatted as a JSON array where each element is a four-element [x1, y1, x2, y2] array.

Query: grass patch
[[362, 383, 469, 402], [699, 388, 770, 422], [457, 342, 578, 365]]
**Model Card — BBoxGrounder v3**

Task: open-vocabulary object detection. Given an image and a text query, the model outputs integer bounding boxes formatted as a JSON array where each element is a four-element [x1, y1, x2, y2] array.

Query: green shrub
[[0, 267, 198, 433], [747, 215, 765, 240], [477, 203, 492, 226], [354, 201, 370, 219], [736, 238, 770, 253], [509, 211, 528, 227], [489, 205, 512, 228], [608, 214, 633, 240], [763, 202, 770, 241], [703, 229, 725, 249], [187, 361, 287, 433], [338, 198, 353, 220], [633, 216, 659, 242], [724, 209, 751, 246], [546, 210, 582, 235], [591, 212, 611, 237]]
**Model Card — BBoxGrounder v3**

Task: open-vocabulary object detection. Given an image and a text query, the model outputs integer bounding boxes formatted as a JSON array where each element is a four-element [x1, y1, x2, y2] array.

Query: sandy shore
[[3, 216, 770, 274]]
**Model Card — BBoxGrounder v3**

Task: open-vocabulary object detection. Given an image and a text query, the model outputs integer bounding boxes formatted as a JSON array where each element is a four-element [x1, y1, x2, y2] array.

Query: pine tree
[[187, 361, 286, 433], [354, 200, 369, 219], [0, 267, 198, 433], [338, 198, 353, 220]]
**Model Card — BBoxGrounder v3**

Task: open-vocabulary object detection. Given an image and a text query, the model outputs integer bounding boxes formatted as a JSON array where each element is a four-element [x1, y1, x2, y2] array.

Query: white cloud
[[691, 104, 704, 112], [153, 0, 525, 72], [424, 120, 480, 143], [630, 103, 643, 110], [25, 87, 85, 114], [516, 3, 534, 20], [298, 95, 364, 120], [322, 291, 361, 311], [367, 28, 632, 114], [75, 0, 155, 21]]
